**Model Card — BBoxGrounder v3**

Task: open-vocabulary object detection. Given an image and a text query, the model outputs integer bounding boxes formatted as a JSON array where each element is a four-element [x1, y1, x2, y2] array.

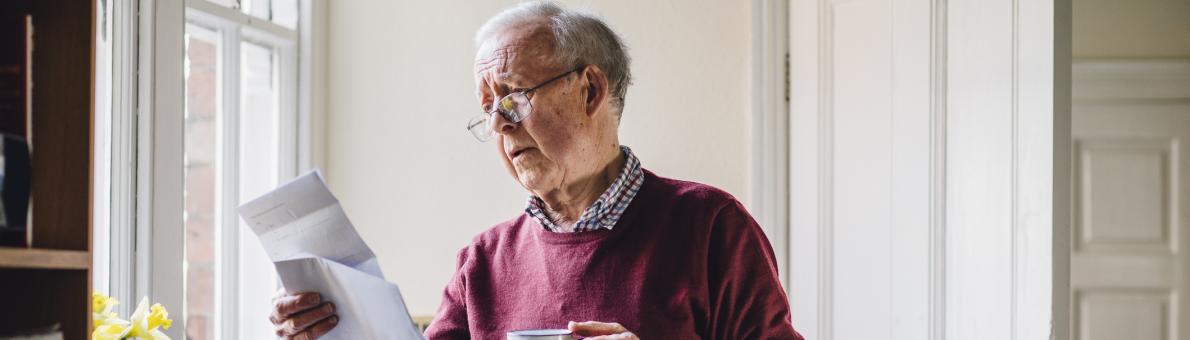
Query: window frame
[[96, 0, 316, 338], [183, 2, 300, 338]]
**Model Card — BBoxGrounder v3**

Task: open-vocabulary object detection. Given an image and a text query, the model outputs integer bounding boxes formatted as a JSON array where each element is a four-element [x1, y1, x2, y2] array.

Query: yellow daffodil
[[124, 297, 173, 340], [92, 292, 123, 329], [90, 293, 173, 340], [92, 322, 132, 340], [92, 292, 117, 315], [147, 304, 172, 331]]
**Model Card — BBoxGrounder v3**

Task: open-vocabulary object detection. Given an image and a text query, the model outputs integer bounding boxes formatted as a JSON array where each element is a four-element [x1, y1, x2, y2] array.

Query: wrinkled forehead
[[474, 24, 561, 86]]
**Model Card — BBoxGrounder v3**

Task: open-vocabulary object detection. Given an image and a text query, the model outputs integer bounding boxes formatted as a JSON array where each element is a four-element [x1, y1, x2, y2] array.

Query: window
[[183, 1, 299, 338], [93, 0, 308, 339]]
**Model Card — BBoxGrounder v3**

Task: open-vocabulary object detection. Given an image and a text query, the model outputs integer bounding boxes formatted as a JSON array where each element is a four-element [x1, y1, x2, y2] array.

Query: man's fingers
[[568, 321, 628, 336], [276, 302, 335, 336], [569, 321, 638, 340], [287, 315, 339, 340], [584, 333, 639, 340], [271, 292, 322, 322]]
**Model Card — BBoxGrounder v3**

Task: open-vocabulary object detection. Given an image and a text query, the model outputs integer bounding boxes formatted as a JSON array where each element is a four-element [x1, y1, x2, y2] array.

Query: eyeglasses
[[466, 66, 584, 141]]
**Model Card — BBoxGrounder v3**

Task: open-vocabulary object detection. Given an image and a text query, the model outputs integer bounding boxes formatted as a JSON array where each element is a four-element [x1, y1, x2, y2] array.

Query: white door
[[789, 0, 1063, 338], [1071, 61, 1190, 340]]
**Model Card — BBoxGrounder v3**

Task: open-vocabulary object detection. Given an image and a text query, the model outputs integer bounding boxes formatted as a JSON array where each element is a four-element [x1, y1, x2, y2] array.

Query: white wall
[[1073, 0, 1190, 59], [325, 0, 753, 316]]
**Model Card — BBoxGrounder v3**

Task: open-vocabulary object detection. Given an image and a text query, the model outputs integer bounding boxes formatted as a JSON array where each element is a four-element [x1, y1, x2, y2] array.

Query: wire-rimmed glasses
[[466, 66, 584, 141]]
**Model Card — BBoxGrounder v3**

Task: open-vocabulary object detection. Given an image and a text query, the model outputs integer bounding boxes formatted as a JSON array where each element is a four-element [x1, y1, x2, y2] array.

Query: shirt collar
[[525, 145, 644, 233]]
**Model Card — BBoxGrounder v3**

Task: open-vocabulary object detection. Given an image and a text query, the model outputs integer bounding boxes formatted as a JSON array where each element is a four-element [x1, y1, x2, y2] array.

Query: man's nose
[[491, 111, 519, 135]]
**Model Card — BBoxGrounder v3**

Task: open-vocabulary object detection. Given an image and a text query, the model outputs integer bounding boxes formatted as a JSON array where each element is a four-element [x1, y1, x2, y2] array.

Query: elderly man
[[269, 2, 802, 339]]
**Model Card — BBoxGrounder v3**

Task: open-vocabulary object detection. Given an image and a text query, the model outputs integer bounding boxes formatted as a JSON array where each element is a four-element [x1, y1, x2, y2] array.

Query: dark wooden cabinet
[[0, 0, 96, 338]]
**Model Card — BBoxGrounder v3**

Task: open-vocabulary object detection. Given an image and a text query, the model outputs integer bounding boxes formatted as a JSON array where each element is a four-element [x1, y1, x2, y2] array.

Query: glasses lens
[[467, 114, 493, 141], [499, 92, 533, 123]]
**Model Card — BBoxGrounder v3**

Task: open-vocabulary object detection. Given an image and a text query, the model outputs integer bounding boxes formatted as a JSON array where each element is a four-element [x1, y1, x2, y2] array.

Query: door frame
[[779, 0, 1073, 338], [752, 0, 792, 289]]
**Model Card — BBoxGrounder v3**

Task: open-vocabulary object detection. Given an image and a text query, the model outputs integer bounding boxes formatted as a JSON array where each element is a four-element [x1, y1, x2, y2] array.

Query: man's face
[[474, 26, 601, 194]]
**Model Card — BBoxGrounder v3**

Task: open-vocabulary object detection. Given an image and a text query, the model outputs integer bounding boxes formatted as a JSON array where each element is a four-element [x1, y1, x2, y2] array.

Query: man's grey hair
[[475, 1, 633, 117]]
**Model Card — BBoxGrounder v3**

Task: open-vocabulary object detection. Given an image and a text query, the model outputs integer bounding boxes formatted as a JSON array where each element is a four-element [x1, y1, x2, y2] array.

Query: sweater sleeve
[[706, 200, 804, 340], [424, 246, 472, 340]]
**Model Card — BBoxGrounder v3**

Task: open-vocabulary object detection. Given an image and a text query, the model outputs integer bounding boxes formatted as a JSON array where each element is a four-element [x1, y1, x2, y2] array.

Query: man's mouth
[[510, 147, 533, 159]]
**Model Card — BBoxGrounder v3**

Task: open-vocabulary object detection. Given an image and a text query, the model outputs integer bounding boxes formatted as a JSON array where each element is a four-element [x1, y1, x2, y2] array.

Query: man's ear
[[581, 65, 610, 117]]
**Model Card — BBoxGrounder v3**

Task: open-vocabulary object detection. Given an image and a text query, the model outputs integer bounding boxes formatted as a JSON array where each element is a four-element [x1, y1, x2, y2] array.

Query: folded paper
[[239, 170, 424, 340]]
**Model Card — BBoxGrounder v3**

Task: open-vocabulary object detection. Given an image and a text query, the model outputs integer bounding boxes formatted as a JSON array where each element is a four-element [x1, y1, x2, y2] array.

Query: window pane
[[271, 0, 298, 30], [237, 41, 280, 339], [239, 42, 277, 192], [183, 25, 221, 340], [241, 0, 271, 21], [205, 0, 240, 9]]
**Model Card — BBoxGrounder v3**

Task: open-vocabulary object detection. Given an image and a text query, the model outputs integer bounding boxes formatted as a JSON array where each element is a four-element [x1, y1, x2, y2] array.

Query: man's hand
[[269, 291, 339, 340], [568, 321, 640, 340]]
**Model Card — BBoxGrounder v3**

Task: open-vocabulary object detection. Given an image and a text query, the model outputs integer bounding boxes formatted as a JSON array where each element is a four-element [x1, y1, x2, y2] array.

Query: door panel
[[1078, 291, 1172, 340], [1073, 63, 1190, 340], [1076, 138, 1175, 252]]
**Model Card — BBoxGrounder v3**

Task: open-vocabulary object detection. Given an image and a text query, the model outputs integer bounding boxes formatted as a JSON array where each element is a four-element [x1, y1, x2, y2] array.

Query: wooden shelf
[[0, 247, 90, 270]]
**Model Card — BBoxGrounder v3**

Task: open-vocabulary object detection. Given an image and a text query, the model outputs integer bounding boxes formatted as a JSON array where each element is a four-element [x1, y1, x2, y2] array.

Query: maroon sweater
[[424, 170, 803, 339]]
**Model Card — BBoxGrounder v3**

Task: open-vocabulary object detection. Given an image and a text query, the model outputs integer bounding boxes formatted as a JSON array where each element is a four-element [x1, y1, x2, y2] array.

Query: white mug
[[506, 329, 574, 340]]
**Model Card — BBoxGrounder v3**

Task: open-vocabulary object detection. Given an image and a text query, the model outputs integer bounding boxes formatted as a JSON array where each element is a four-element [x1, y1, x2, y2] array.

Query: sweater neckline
[[530, 169, 654, 245]]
